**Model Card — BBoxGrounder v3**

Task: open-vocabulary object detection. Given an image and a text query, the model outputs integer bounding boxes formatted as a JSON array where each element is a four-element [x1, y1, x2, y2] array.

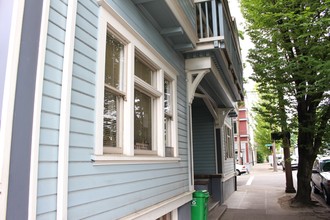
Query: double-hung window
[[94, 6, 179, 163], [224, 125, 233, 159], [103, 32, 126, 154], [134, 54, 162, 154], [164, 77, 175, 157]]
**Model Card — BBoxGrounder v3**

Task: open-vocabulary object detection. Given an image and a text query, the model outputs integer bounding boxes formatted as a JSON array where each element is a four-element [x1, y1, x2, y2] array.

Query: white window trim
[[56, 0, 77, 219], [134, 76, 162, 98], [224, 122, 234, 160], [28, 0, 52, 220], [91, 154, 180, 165], [102, 32, 127, 153], [94, 1, 180, 164], [164, 74, 178, 157], [134, 56, 162, 155]]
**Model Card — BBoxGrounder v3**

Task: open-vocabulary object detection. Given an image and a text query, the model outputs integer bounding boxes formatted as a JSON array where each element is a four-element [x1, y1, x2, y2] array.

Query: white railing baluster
[[205, 1, 210, 37], [198, 3, 203, 38]]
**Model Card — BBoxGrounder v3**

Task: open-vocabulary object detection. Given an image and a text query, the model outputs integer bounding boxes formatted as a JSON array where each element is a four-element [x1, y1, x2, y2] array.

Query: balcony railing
[[195, 0, 243, 89]]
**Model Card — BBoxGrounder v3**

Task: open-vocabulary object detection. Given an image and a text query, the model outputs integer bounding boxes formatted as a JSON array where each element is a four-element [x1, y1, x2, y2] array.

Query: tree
[[252, 90, 298, 195], [241, 0, 330, 206], [253, 107, 272, 162]]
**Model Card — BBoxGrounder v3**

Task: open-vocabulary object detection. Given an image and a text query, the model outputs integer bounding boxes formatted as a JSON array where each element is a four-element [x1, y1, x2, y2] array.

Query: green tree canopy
[[241, 0, 330, 206], [253, 104, 272, 161]]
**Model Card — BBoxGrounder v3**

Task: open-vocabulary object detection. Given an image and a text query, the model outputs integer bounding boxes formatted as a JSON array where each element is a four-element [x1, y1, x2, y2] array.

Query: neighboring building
[[234, 103, 253, 166], [0, 0, 243, 219]]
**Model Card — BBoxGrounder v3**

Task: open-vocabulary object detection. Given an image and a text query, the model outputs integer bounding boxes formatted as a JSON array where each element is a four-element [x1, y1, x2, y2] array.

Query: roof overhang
[[132, 0, 197, 51], [185, 44, 244, 102], [186, 56, 237, 108]]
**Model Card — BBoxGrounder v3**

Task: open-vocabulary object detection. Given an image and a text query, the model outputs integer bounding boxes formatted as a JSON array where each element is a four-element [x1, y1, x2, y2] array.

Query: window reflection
[[103, 90, 117, 147], [134, 90, 152, 150], [103, 33, 124, 148], [164, 78, 173, 157], [135, 58, 153, 85], [105, 34, 124, 89]]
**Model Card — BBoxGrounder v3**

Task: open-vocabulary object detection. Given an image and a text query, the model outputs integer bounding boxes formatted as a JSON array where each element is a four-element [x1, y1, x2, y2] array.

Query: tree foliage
[[253, 104, 272, 162], [241, 0, 330, 205]]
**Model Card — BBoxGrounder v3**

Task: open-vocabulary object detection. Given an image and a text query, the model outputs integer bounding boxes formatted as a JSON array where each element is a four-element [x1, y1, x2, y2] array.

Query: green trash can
[[191, 190, 209, 220]]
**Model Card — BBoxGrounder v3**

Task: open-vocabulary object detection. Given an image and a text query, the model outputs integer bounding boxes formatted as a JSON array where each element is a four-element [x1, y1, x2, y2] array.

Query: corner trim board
[[28, 0, 51, 219], [56, 1, 78, 219]]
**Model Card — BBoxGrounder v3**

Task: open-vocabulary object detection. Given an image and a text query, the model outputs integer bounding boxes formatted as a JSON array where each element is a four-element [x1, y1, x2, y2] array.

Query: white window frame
[[133, 52, 162, 155], [224, 124, 233, 159], [93, 3, 179, 164], [102, 31, 128, 155], [164, 74, 178, 157]]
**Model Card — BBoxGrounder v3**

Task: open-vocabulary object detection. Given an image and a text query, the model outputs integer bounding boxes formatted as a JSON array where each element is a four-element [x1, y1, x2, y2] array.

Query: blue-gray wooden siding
[[222, 177, 235, 202], [192, 99, 216, 174], [37, 0, 66, 218], [36, 0, 191, 219], [178, 0, 196, 28]]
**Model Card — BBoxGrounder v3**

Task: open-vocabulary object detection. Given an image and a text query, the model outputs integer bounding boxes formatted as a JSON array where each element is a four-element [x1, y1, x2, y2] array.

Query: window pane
[[164, 117, 170, 147], [105, 34, 124, 89], [233, 121, 237, 134], [165, 116, 174, 157], [134, 89, 152, 150], [103, 89, 117, 147], [164, 79, 171, 114], [135, 58, 152, 84]]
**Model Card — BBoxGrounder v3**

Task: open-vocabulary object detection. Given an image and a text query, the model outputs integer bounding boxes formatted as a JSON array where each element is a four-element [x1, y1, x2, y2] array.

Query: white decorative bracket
[[216, 108, 234, 127], [186, 69, 210, 104]]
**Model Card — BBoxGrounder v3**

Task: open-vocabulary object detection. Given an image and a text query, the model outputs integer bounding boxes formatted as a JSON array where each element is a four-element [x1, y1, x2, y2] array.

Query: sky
[[228, 0, 258, 109], [228, 0, 258, 152]]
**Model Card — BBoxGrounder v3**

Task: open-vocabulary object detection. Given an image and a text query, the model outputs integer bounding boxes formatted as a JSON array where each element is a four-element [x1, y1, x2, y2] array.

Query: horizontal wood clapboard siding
[[192, 99, 216, 174], [70, 0, 190, 219], [37, 0, 191, 218], [223, 157, 235, 174], [36, 0, 67, 218]]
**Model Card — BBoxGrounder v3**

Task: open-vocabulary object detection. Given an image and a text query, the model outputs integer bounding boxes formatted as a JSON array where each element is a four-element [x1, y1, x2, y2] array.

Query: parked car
[[311, 156, 330, 204], [281, 156, 298, 171], [269, 154, 283, 167], [236, 164, 247, 176]]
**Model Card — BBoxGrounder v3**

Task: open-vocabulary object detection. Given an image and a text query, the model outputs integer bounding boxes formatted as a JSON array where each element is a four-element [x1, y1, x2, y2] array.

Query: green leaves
[[241, 0, 330, 152]]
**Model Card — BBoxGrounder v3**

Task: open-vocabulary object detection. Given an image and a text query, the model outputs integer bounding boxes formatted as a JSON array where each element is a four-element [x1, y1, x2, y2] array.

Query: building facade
[[234, 103, 254, 166], [0, 0, 243, 219]]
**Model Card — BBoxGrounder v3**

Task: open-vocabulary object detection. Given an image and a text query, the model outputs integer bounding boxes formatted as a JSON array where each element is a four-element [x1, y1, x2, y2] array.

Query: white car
[[311, 156, 330, 204], [281, 156, 298, 171], [236, 164, 247, 176]]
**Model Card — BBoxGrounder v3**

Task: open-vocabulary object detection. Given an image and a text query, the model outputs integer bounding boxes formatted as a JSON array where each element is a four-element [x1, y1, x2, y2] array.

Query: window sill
[[91, 154, 181, 165]]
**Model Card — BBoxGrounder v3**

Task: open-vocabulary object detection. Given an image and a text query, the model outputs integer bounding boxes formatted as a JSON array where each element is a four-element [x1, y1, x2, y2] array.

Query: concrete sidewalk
[[220, 164, 330, 220]]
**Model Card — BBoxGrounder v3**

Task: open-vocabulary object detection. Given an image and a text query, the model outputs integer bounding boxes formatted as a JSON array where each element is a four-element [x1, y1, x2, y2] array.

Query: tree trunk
[[282, 136, 295, 193], [292, 135, 317, 206]]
